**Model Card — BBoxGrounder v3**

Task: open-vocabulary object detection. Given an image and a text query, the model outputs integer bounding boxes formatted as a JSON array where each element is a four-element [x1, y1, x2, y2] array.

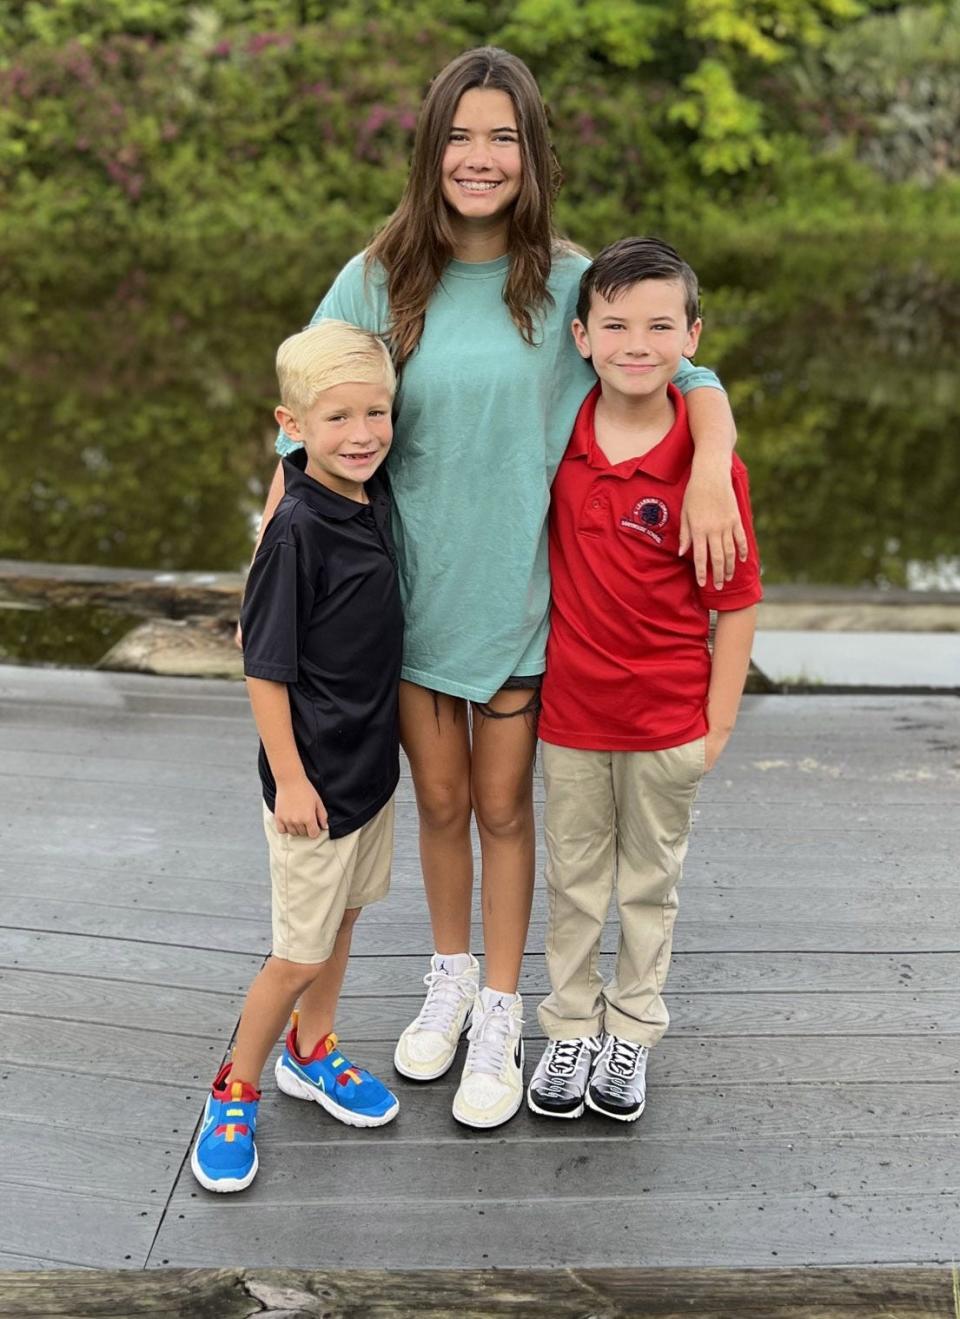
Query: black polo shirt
[[241, 448, 403, 838]]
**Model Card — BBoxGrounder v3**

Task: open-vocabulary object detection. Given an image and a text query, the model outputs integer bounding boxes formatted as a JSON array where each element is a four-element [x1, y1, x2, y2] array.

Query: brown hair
[[577, 238, 701, 328], [366, 46, 562, 365]]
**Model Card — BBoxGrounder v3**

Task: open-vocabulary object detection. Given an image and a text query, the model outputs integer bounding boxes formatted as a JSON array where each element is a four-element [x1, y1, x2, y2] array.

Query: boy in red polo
[[528, 238, 762, 1122]]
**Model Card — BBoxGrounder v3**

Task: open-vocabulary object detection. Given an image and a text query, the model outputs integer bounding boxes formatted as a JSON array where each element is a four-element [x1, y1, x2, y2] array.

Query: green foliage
[[0, 1, 957, 585], [791, 0, 960, 182]]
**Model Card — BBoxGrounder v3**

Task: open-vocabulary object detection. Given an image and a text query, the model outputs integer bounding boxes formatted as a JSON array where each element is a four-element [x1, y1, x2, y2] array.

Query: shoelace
[[538, 1036, 602, 1097], [466, 1001, 522, 1076], [414, 968, 473, 1033], [598, 1038, 648, 1101]]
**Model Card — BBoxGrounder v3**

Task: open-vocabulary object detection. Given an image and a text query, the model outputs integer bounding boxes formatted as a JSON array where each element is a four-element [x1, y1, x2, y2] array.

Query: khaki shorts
[[262, 796, 394, 964]]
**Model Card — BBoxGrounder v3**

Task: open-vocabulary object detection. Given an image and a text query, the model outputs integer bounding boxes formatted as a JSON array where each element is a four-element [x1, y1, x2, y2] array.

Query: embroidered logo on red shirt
[[620, 497, 669, 544]]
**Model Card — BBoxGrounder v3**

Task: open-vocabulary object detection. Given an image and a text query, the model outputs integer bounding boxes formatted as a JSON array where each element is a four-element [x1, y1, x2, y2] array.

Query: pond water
[[0, 602, 142, 667], [3, 233, 958, 588]]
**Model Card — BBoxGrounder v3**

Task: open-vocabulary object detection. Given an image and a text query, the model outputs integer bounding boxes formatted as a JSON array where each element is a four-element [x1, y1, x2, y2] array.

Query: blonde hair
[[276, 319, 396, 417]]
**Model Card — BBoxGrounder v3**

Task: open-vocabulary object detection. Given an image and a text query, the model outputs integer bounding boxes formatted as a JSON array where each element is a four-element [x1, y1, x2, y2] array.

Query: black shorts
[[499, 673, 543, 691], [474, 673, 542, 721]]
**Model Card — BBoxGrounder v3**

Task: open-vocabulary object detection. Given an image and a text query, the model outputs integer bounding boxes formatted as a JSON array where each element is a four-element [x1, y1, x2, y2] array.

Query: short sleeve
[[310, 253, 387, 333], [276, 253, 388, 455], [672, 356, 725, 395], [698, 463, 763, 613], [241, 530, 316, 682]]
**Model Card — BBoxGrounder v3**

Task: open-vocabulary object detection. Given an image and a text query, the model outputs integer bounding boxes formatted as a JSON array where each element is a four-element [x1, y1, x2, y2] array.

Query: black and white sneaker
[[526, 1035, 603, 1119], [585, 1033, 648, 1122]]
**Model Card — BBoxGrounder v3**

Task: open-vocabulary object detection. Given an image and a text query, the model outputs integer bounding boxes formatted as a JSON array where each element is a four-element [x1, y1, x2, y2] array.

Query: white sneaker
[[452, 990, 524, 1129], [393, 954, 479, 1081]]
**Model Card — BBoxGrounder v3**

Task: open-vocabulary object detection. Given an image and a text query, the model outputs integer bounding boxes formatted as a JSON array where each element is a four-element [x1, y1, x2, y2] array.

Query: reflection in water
[[3, 237, 958, 587], [705, 240, 960, 588]]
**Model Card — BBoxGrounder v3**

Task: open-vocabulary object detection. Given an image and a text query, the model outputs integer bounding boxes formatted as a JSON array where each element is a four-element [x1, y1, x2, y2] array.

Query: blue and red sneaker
[[190, 1062, 261, 1193], [275, 1017, 398, 1127]]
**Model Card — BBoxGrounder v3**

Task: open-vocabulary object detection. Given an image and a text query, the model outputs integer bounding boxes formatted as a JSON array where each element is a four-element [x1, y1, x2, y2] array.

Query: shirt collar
[[281, 447, 387, 520], [569, 382, 693, 484]]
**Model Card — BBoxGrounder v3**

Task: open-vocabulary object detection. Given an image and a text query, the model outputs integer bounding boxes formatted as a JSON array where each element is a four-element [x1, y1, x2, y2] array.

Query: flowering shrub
[[0, 2, 957, 581]]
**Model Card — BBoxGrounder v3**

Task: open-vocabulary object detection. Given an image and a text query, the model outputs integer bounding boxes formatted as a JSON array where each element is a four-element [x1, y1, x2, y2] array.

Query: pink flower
[[362, 104, 391, 136], [247, 32, 286, 55]]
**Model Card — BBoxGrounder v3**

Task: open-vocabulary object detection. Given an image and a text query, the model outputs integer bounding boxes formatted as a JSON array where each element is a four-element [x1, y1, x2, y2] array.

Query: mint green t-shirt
[[277, 250, 724, 702]]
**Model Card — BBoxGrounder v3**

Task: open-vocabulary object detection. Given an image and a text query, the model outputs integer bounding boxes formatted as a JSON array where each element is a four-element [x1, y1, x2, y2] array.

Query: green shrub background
[[1, 0, 957, 583]]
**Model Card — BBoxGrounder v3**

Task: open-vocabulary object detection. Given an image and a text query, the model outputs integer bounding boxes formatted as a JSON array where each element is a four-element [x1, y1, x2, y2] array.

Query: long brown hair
[[366, 47, 562, 365]]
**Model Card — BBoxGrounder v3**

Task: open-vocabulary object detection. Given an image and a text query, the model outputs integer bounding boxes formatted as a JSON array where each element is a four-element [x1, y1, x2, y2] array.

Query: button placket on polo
[[578, 477, 612, 535]]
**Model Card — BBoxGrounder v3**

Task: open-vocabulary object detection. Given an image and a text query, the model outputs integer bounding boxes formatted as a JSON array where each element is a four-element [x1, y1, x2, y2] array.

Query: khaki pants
[[538, 739, 705, 1047]]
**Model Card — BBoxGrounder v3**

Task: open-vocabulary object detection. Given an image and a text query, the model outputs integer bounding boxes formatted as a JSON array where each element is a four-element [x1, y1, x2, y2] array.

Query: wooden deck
[[0, 665, 958, 1272]]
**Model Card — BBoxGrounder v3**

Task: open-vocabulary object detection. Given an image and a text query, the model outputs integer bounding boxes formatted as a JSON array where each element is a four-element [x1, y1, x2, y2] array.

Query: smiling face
[[275, 381, 393, 502], [441, 87, 522, 227], [573, 279, 702, 401]]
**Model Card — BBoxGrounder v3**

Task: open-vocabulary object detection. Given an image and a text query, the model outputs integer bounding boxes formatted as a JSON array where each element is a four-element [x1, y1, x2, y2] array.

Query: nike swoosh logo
[[514, 1039, 523, 1068], [289, 1058, 325, 1092], [199, 1100, 216, 1138]]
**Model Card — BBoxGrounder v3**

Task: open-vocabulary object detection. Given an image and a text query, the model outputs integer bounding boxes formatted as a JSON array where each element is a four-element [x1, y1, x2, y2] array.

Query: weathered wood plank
[[148, 1190, 960, 1268], [8, 855, 960, 917], [0, 1268, 254, 1313], [0, 1266, 956, 1319], [0, 968, 243, 1036], [2, 671, 958, 1274], [6, 861, 959, 933], [0, 1117, 181, 1200], [168, 1133, 960, 1204], [258, 1076, 960, 1145], [0, 929, 262, 993], [6, 1016, 959, 1090], [9, 860, 960, 946], [8, 898, 959, 955], [0, 1252, 94, 1272], [0, 1013, 229, 1087], [0, 1066, 210, 1140], [34, 985, 942, 1043], [8, 931, 958, 996], [5, 1058, 956, 1147], [9, 851, 960, 902], [0, 1187, 161, 1269], [5, 772, 959, 832], [5, 747, 960, 805]]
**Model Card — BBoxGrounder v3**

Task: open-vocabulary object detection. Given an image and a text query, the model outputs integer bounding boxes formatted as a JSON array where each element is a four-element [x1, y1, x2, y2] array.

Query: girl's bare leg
[[399, 680, 474, 952], [470, 688, 538, 993]]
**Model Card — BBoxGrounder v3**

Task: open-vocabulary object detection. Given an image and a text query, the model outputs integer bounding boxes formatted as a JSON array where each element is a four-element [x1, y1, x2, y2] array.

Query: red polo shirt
[[540, 383, 762, 752]]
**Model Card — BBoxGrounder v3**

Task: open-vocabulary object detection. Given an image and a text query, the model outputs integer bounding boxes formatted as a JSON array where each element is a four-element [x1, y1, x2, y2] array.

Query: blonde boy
[[191, 321, 402, 1192]]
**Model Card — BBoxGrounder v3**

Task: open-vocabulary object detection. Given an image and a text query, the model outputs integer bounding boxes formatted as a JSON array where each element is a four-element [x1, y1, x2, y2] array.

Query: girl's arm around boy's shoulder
[[672, 354, 725, 395], [696, 459, 762, 614], [308, 251, 389, 334], [277, 253, 387, 458]]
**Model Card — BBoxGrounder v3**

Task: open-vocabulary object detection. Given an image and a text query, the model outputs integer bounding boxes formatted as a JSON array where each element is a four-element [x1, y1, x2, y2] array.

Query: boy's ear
[[275, 404, 301, 438], [683, 317, 703, 360], [571, 318, 593, 361]]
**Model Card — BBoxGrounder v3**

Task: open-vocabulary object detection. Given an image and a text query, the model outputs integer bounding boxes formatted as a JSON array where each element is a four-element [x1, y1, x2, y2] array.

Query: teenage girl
[[249, 46, 746, 1129]]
